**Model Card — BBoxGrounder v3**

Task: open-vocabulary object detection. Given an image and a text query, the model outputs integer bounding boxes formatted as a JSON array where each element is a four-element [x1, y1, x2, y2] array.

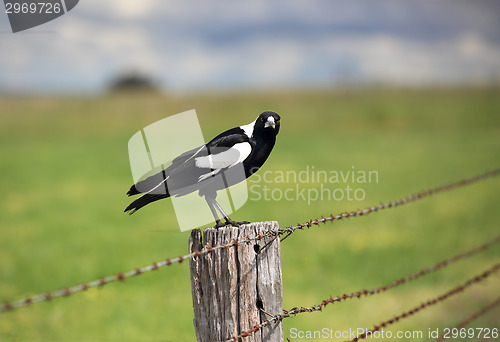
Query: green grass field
[[1, 88, 499, 341]]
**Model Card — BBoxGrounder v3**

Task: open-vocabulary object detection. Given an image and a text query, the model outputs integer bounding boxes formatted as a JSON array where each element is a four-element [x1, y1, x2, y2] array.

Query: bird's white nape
[[240, 118, 257, 138]]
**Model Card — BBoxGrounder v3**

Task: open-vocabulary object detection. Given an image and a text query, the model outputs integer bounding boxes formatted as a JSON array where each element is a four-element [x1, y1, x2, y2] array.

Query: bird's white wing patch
[[195, 142, 251, 170]]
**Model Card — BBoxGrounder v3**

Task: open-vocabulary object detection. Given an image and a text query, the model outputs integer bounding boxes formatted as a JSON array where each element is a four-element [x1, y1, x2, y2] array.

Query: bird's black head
[[254, 111, 281, 137]]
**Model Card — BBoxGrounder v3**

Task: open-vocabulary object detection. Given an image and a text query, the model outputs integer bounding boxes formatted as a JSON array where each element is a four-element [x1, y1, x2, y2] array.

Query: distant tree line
[[108, 72, 159, 93]]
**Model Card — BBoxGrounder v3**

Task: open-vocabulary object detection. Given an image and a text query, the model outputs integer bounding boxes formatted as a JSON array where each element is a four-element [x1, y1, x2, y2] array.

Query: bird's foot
[[214, 220, 226, 228], [225, 219, 250, 227], [213, 219, 250, 228]]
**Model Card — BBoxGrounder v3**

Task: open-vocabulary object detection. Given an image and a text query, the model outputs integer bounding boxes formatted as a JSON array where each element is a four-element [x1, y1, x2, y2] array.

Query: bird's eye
[[260, 117, 265, 122], [276, 120, 280, 124]]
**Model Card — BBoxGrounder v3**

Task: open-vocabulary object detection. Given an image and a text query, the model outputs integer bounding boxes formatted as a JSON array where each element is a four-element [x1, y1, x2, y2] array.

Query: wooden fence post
[[189, 221, 283, 342]]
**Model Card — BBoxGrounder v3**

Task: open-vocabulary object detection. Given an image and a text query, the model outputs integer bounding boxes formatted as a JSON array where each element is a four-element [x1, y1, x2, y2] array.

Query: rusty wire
[[1, 168, 499, 313], [222, 236, 500, 342], [435, 296, 500, 342], [349, 263, 500, 342], [0, 230, 278, 313], [280, 168, 500, 238]]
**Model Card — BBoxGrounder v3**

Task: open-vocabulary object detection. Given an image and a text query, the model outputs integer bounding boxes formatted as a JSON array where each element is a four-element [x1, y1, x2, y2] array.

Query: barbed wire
[[0, 230, 278, 313], [349, 263, 500, 342], [1, 168, 499, 313], [436, 296, 500, 342], [280, 168, 500, 238], [222, 235, 500, 342]]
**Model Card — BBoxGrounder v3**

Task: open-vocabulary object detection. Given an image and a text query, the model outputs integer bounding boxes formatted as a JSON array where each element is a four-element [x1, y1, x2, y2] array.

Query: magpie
[[124, 111, 281, 228]]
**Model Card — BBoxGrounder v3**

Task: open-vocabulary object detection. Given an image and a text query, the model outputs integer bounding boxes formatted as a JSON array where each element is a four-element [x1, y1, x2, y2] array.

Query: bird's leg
[[212, 199, 250, 227], [205, 197, 225, 228]]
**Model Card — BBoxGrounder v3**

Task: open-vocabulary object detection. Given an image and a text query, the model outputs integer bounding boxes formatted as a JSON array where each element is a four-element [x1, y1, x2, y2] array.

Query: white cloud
[[317, 33, 500, 85], [1, 0, 499, 93], [78, 0, 160, 20]]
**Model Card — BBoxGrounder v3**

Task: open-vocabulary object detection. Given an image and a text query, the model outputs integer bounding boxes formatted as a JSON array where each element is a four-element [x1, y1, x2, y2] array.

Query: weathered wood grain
[[189, 222, 283, 342]]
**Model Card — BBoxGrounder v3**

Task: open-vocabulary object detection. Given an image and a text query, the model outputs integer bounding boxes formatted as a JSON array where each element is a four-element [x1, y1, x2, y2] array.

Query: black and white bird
[[125, 111, 281, 228]]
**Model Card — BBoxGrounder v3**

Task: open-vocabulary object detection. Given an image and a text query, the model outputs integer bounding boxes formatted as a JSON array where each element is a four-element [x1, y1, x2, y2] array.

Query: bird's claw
[[213, 219, 250, 228], [225, 220, 250, 227], [214, 220, 227, 228]]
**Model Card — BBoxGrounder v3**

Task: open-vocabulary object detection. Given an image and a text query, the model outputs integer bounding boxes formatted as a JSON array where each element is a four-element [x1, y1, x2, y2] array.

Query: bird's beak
[[264, 116, 276, 129]]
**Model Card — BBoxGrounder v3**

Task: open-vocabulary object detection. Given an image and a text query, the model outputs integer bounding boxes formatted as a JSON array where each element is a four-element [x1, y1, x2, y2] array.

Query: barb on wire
[[2, 168, 499, 313], [222, 235, 500, 342], [350, 263, 500, 342], [280, 168, 500, 237], [436, 296, 500, 342]]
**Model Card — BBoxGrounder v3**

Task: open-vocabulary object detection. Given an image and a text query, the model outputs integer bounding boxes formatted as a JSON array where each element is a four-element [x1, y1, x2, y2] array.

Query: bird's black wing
[[165, 131, 251, 196], [206, 127, 248, 147]]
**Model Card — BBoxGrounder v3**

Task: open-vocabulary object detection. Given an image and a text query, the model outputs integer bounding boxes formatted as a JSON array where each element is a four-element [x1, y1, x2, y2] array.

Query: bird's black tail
[[127, 170, 169, 196], [124, 193, 169, 214]]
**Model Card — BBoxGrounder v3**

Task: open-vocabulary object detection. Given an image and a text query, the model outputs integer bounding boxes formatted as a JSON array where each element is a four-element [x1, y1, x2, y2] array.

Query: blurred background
[[2, 0, 500, 93], [1, 1, 499, 341]]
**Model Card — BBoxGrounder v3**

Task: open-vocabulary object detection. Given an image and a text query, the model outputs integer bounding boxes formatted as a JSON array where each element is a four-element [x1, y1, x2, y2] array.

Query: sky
[[1, 0, 500, 93]]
